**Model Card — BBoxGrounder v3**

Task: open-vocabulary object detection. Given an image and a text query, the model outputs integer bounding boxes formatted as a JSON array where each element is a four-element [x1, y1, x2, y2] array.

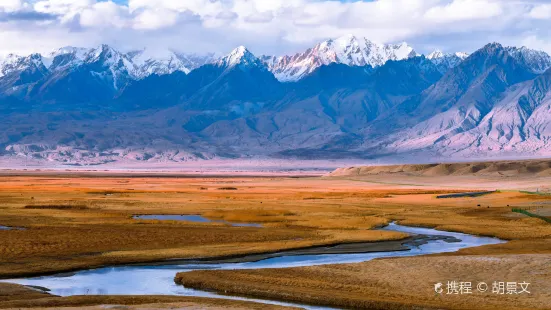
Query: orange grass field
[[0, 171, 550, 309]]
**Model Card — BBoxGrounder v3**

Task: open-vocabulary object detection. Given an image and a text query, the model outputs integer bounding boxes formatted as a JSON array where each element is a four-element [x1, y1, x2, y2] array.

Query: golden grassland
[[1, 173, 551, 308], [0, 175, 442, 277]]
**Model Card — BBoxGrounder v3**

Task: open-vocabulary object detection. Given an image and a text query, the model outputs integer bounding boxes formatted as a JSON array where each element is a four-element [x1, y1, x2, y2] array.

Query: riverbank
[[176, 254, 551, 309], [142, 233, 460, 266], [0, 283, 296, 309], [4, 223, 502, 310]]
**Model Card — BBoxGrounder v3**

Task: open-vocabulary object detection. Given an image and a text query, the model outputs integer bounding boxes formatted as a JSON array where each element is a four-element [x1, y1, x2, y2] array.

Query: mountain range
[[1, 35, 551, 165]]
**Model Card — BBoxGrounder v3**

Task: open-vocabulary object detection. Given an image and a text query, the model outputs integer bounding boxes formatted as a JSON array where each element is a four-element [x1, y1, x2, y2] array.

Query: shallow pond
[[3, 223, 504, 309], [133, 214, 262, 227]]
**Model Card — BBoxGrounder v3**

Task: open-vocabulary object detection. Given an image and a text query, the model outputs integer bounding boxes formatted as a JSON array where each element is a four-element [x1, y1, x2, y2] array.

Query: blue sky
[[0, 0, 550, 56]]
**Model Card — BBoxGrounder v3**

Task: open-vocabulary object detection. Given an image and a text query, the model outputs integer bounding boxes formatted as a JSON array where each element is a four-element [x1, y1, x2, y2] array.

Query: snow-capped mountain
[[0, 53, 48, 97], [262, 35, 419, 82], [2, 41, 551, 165], [174, 52, 217, 72], [82, 44, 137, 90], [2, 39, 551, 88], [216, 46, 265, 70], [505, 46, 551, 73], [0, 53, 48, 78], [0, 45, 217, 88], [0, 45, 218, 101], [127, 48, 215, 79], [426, 50, 469, 73], [128, 48, 190, 78], [43, 46, 93, 71]]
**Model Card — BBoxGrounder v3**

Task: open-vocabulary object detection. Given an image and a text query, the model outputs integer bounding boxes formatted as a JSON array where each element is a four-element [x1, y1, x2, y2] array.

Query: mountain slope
[[369, 43, 538, 157], [435, 66, 551, 157], [196, 56, 442, 156]]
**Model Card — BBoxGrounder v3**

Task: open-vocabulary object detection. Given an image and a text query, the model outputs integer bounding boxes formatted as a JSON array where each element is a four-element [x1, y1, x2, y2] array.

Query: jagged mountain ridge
[[1, 42, 551, 164], [260, 35, 419, 82], [0, 35, 494, 86], [426, 50, 470, 74]]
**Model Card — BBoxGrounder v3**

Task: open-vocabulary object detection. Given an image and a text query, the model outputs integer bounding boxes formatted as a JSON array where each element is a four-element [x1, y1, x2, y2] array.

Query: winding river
[[3, 223, 504, 309]]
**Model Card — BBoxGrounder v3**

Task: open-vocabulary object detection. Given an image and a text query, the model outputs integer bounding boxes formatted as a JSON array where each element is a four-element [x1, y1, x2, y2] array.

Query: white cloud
[[424, 0, 503, 22], [529, 3, 551, 19], [521, 35, 551, 53], [34, 0, 92, 15], [0, 0, 25, 12], [79, 1, 128, 28], [0, 0, 550, 57], [133, 8, 178, 30]]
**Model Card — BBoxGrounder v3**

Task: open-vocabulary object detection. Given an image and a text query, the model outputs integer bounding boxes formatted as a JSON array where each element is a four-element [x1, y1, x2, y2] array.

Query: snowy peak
[[0, 53, 48, 78], [427, 49, 470, 73], [455, 52, 469, 59], [505, 46, 551, 74], [127, 49, 216, 79], [216, 46, 264, 70], [173, 52, 217, 70], [0, 40, 549, 89], [427, 49, 469, 60], [86, 44, 128, 66], [384, 42, 418, 60], [0, 45, 218, 85], [75, 44, 137, 90], [128, 48, 191, 78], [316, 35, 379, 66], [45, 46, 92, 71], [427, 50, 445, 60], [262, 35, 419, 82]]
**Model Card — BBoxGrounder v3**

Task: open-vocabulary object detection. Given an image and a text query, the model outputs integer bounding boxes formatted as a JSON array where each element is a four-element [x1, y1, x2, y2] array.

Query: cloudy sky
[[1, 0, 551, 57]]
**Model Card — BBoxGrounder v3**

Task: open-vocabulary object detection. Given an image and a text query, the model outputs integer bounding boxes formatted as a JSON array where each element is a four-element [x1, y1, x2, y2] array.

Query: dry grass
[[0, 175, 422, 278], [0, 175, 551, 279], [0, 283, 49, 303], [176, 254, 551, 310], [1, 172, 551, 309]]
